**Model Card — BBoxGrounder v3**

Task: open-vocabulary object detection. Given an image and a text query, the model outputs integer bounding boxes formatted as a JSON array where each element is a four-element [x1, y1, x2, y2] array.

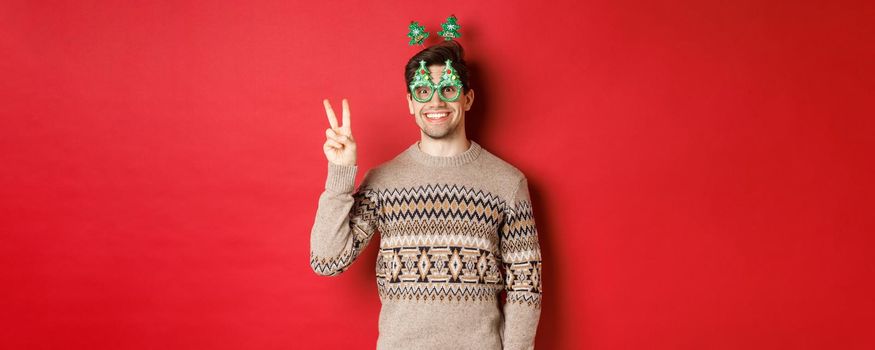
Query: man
[[310, 40, 542, 350]]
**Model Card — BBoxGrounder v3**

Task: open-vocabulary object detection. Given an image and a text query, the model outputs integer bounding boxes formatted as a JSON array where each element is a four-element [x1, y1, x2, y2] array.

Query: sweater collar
[[407, 140, 482, 167]]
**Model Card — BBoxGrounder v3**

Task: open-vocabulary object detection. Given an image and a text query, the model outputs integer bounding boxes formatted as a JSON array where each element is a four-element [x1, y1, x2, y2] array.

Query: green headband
[[407, 15, 461, 45]]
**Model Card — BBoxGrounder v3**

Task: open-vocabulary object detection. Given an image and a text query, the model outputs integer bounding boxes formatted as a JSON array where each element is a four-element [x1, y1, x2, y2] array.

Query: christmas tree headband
[[407, 15, 464, 103], [407, 15, 461, 45]]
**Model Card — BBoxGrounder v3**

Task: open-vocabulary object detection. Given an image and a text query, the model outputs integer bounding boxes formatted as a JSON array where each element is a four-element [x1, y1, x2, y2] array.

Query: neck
[[418, 130, 471, 157]]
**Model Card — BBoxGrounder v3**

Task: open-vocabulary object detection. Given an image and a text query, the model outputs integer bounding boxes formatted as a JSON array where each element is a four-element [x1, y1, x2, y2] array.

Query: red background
[[2, 0, 873, 349]]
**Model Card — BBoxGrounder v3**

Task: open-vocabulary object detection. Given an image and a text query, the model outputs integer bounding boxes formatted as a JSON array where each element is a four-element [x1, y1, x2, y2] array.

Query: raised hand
[[322, 98, 357, 166]]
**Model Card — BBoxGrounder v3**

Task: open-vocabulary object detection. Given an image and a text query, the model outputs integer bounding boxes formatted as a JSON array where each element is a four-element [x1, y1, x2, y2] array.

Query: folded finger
[[325, 139, 343, 150]]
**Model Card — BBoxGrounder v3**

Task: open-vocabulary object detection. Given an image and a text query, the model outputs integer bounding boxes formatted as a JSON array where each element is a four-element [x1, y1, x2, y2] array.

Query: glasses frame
[[409, 59, 464, 103]]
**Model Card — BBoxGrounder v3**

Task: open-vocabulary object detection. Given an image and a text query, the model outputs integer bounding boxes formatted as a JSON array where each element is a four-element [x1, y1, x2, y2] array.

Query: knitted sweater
[[310, 140, 542, 350]]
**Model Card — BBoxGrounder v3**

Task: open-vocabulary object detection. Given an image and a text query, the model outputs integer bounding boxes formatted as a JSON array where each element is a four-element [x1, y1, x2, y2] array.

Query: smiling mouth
[[424, 111, 451, 121]]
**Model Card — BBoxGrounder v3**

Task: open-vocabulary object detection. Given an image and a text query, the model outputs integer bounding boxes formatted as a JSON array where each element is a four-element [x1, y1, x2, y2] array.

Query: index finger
[[341, 99, 351, 132], [323, 99, 339, 129]]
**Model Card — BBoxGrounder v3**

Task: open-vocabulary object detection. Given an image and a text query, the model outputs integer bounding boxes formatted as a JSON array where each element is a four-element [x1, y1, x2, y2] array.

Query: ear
[[463, 89, 475, 111], [407, 93, 415, 115]]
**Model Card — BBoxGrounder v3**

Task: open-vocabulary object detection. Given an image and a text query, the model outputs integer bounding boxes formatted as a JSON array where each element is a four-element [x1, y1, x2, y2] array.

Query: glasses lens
[[411, 85, 434, 103], [439, 85, 460, 102]]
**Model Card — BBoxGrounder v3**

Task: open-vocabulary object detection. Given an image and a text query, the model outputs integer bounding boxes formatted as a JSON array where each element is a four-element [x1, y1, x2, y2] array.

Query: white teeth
[[425, 113, 448, 119]]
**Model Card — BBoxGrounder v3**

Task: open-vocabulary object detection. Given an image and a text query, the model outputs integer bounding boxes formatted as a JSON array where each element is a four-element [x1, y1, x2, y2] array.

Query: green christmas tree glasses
[[409, 59, 464, 103]]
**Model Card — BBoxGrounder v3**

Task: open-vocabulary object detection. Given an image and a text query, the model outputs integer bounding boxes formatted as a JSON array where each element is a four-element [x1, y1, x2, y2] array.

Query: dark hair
[[404, 40, 470, 93]]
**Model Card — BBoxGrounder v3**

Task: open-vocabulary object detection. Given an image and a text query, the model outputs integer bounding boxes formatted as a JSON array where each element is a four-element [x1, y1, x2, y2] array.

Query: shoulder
[[478, 146, 527, 183], [475, 146, 529, 203]]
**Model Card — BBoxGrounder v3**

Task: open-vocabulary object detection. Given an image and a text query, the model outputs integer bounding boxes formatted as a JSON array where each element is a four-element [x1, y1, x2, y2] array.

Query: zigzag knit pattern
[[310, 188, 380, 276], [310, 142, 543, 349], [311, 182, 542, 308], [380, 183, 540, 308], [501, 199, 543, 307]]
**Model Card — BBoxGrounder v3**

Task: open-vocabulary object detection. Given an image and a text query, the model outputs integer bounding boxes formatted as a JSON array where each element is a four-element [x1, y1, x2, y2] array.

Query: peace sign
[[322, 98, 357, 167]]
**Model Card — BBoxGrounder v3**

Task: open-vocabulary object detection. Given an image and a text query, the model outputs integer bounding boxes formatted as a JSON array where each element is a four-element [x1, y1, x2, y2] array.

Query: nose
[[426, 89, 446, 106]]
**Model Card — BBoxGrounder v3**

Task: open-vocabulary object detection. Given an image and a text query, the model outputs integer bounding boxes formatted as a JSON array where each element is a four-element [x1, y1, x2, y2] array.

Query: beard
[[418, 112, 460, 139], [421, 121, 457, 139]]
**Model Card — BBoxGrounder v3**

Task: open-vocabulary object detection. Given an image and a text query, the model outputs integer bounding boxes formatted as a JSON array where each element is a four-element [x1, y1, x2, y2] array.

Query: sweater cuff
[[325, 162, 358, 194]]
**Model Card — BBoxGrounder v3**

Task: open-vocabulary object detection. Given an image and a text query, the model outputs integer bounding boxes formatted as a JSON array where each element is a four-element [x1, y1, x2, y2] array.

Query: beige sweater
[[310, 140, 542, 350]]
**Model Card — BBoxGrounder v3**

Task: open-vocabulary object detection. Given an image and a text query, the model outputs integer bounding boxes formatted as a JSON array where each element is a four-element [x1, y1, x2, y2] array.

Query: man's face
[[407, 64, 475, 140]]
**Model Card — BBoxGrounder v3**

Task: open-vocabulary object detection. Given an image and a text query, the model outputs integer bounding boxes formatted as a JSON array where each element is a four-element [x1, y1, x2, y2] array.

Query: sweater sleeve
[[499, 176, 543, 350], [309, 162, 381, 276]]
